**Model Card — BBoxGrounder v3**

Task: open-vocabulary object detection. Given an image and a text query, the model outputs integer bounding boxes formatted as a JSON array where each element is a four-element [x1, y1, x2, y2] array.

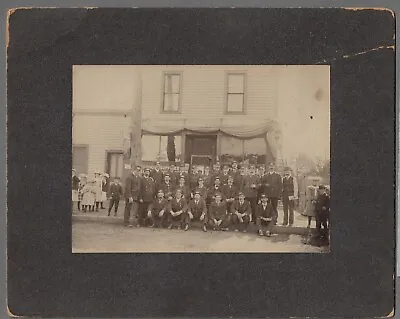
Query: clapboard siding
[[73, 114, 130, 174], [140, 65, 278, 122]]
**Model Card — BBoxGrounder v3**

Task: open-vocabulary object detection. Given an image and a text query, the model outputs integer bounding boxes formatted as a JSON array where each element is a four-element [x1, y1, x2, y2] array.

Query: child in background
[[108, 177, 123, 216], [77, 174, 87, 211], [81, 179, 96, 213]]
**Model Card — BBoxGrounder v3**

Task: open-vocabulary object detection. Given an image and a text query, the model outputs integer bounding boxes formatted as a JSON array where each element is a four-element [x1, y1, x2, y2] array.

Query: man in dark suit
[[241, 165, 261, 222], [222, 175, 238, 213], [206, 177, 224, 207], [124, 165, 142, 227], [150, 161, 164, 190], [159, 173, 175, 201], [315, 185, 330, 238], [255, 193, 274, 237], [147, 189, 169, 228], [264, 163, 283, 225], [220, 164, 231, 185], [231, 192, 252, 232], [167, 189, 187, 229], [282, 167, 295, 226], [208, 193, 231, 231], [185, 191, 208, 232], [138, 168, 156, 226]]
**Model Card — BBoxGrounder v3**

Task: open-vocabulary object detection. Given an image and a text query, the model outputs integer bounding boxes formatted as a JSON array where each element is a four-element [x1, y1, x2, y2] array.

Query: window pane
[[142, 135, 161, 161], [227, 94, 244, 113], [163, 93, 179, 111], [160, 135, 182, 162], [110, 154, 118, 177], [228, 74, 244, 93], [117, 154, 123, 178], [164, 74, 180, 93]]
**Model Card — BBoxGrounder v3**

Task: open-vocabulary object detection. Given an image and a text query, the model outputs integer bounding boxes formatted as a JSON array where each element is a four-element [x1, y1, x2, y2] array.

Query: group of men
[[117, 161, 302, 237]]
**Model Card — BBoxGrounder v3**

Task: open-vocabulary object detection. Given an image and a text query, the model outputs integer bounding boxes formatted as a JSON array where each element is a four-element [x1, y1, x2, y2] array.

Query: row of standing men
[[116, 162, 299, 235]]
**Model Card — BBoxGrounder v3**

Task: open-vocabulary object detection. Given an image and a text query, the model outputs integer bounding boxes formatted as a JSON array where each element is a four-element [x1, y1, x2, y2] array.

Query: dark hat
[[214, 176, 220, 181], [179, 175, 185, 179], [194, 190, 201, 195]]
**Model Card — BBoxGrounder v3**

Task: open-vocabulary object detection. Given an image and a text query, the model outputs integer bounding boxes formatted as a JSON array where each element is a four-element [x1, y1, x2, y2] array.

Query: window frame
[[161, 71, 183, 114], [224, 71, 247, 115], [105, 150, 124, 178]]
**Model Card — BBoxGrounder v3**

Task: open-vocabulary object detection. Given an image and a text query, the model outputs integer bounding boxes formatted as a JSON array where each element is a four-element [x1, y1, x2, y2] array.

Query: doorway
[[184, 134, 217, 165]]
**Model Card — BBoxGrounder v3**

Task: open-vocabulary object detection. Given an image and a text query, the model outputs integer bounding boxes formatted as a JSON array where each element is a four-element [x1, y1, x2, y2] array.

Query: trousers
[[124, 200, 139, 226]]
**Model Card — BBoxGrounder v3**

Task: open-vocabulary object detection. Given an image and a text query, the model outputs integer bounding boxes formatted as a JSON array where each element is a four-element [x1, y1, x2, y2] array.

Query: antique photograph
[[72, 65, 330, 253]]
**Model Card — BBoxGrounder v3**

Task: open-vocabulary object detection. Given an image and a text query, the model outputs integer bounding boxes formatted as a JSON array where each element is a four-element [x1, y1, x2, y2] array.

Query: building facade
[[72, 65, 330, 178]]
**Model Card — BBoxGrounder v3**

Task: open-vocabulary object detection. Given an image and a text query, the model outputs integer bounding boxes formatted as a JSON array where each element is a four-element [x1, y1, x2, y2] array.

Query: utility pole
[[130, 70, 142, 168]]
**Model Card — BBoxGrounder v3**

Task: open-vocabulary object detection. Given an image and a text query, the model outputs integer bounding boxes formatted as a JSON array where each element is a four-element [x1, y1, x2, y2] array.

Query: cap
[[238, 191, 244, 196], [144, 168, 150, 172], [214, 176, 220, 181], [179, 175, 185, 179], [194, 190, 201, 195]]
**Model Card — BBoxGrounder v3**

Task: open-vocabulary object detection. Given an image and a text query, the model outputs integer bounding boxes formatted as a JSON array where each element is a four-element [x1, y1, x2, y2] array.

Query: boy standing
[[108, 177, 123, 216], [315, 185, 330, 238]]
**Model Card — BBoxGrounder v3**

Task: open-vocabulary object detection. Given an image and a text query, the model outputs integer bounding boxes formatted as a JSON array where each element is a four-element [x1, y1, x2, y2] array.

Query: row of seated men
[[125, 186, 275, 237]]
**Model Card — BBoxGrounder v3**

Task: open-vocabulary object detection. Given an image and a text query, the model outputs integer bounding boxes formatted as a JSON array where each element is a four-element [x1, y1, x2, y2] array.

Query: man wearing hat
[[72, 169, 80, 211], [185, 190, 208, 232], [282, 167, 296, 226], [255, 193, 274, 237], [206, 177, 224, 207], [222, 175, 238, 213], [234, 165, 246, 190], [220, 164, 231, 186], [168, 164, 179, 186], [314, 185, 330, 239], [167, 189, 187, 230], [150, 161, 164, 190], [147, 189, 169, 228], [123, 165, 142, 227], [208, 193, 231, 231], [192, 176, 208, 200], [176, 175, 190, 202], [231, 191, 252, 232], [263, 163, 283, 225], [241, 164, 261, 222], [159, 173, 175, 201], [138, 168, 156, 226]]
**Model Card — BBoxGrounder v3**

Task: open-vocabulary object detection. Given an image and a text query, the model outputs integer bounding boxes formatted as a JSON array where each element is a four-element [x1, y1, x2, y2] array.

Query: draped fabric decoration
[[141, 118, 282, 161], [141, 118, 280, 140]]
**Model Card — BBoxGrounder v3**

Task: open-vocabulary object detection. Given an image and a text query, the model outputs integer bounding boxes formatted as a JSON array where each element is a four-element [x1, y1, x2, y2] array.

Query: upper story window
[[226, 73, 246, 114], [162, 73, 181, 113]]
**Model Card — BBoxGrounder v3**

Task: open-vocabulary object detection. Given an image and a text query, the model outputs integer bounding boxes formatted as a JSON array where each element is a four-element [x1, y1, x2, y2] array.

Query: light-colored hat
[[103, 173, 110, 178]]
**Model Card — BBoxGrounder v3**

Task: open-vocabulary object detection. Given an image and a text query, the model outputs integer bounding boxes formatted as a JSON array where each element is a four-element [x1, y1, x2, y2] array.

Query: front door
[[185, 135, 217, 165]]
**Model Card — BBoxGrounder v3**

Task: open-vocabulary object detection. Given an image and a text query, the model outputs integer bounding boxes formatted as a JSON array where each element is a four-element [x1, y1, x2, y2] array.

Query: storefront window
[[141, 134, 182, 163]]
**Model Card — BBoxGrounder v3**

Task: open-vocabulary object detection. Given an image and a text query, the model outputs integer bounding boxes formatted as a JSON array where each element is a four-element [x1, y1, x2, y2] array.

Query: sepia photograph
[[72, 65, 330, 253]]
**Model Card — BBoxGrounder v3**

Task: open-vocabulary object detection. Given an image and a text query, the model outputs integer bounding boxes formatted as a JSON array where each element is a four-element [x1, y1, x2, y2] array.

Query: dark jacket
[[231, 199, 252, 215], [150, 169, 163, 188], [140, 176, 156, 202], [209, 201, 228, 220], [315, 193, 330, 215], [109, 182, 123, 199], [187, 199, 207, 218], [255, 202, 274, 219], [148, 198, 169, 212], [241, 175, 260, 198], [176, 184, 190, 201], [282, 176, 294, 197], [72, 176, 80, 190], [169, 198, 187, 213], [159, 182, 175, 200], [102, 178, 109, 192], [222, 184, 238, 200], [262, 172, 283, 198], [219, 173, 231, 186], [124, 173, 142, 201], [206, 185, 224, 204]]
